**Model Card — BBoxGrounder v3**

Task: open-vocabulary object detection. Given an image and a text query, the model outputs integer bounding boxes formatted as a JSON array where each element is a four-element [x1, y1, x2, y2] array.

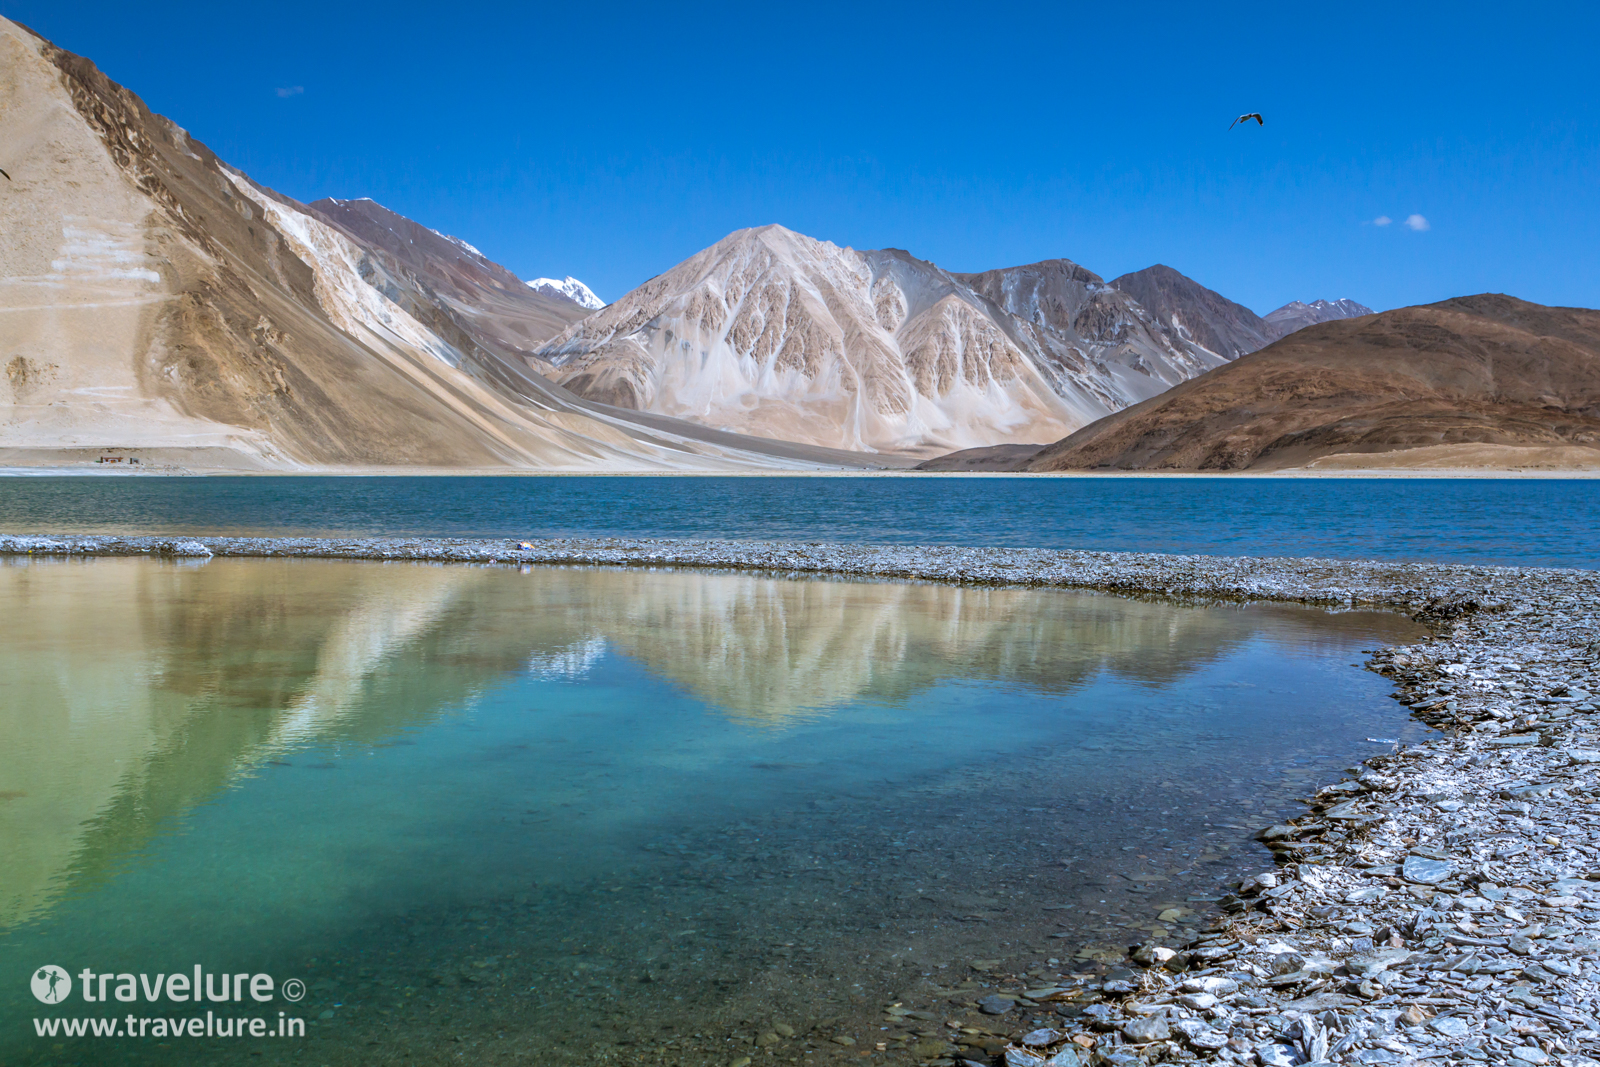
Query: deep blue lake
[[0, 475, 1595, 568]]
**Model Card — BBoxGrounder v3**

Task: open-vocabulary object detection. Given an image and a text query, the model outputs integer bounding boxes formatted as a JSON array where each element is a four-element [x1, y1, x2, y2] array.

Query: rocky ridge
[[1108, 265, 1273, 360], [1107, 268, 1373, 359], [4, 19, 1391, 471]]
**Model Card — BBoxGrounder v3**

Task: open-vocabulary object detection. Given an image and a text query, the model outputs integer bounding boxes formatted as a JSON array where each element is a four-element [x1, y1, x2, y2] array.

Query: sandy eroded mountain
[[0, 19, 891, 472], [531, 227, 1238, 455]]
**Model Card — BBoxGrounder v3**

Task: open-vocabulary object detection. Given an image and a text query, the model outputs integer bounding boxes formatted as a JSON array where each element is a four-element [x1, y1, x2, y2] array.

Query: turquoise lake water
[[0, 475, 1595, 568], [0, 556, 1428, 1065]]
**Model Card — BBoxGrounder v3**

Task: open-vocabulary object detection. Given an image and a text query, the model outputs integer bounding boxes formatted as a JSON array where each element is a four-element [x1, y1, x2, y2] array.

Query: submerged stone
[[978, 995, 1015, 1015]]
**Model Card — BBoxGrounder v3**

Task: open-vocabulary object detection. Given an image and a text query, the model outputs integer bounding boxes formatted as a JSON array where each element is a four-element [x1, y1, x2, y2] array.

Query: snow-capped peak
[[528, 276, 604, 310]]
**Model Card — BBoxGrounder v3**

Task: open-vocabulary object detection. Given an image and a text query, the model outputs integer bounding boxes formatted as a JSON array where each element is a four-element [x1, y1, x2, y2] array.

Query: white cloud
[[1372, 215, 1392, 226], [276, 86, 304, 98], [1404, 214, 1430, 231]]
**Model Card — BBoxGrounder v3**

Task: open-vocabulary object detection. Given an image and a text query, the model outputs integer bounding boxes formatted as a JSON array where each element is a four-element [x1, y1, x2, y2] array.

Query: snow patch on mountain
[[528, 276, 604, 310], [435, 232, 484, 258]]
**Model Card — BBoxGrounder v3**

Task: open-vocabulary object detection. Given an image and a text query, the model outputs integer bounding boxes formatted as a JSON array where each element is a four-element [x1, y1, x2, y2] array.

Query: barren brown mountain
[[1019, 294, 1600, 471], [1107, 264, 1273, 359]]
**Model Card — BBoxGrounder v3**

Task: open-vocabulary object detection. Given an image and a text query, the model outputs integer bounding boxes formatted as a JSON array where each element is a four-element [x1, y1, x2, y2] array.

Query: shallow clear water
[[0, 557, 1429, 1064], [1, 474, 1596, 568]]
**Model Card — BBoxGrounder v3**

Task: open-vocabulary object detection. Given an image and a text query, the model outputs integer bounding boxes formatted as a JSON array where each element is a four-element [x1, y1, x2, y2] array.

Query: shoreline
[[3, 467, 1600, 480], [0, 533, 1592, 605], [4, 535, 1598, 1066]]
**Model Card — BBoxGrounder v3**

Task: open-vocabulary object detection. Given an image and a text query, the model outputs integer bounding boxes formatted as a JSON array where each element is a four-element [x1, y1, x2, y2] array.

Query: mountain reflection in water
[[0, 556, 1421, 931]]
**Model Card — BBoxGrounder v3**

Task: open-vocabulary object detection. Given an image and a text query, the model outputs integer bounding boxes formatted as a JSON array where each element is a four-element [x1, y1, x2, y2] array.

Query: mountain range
[[11, 15, 1575, 474], [525, 230, 1378, 455], [532, 227, 1242, 454]]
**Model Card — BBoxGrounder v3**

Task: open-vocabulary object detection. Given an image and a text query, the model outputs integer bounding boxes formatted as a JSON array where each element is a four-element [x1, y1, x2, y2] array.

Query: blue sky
[[5, 1, 1596, 313]]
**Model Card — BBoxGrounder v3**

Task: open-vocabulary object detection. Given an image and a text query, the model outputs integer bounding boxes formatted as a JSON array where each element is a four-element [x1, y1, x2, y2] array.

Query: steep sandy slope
[[1022, 295, 1600, 471], [0, 19, 887, 471], [532, 227, 1234, 455]]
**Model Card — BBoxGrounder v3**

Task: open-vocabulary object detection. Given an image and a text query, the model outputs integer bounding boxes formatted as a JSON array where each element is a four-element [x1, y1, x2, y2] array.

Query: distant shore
[[5, 439, 1600, 479], [3, 466, 1599, 479]]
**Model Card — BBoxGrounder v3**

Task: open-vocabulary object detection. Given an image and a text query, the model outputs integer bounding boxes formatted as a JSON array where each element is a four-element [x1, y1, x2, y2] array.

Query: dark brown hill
[[1108, 264, 1272, 359], [1022, 294, 1600, 471]]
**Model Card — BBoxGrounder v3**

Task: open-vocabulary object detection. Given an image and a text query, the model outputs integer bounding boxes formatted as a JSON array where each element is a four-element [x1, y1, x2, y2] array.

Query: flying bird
[[0, 168, 10, 180], [1228, 113, 1264, 130]]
